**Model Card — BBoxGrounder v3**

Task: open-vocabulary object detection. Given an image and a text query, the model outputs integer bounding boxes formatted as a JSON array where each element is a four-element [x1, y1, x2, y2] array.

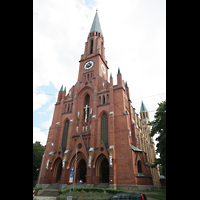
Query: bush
[[106, 188, 130, 194], [106, 188, 118, 194], [60, 188, 70, 194]]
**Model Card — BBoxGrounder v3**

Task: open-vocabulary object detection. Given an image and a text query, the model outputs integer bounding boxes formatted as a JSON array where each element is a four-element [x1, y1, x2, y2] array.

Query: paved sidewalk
[[34, 195, 158, 200], [34, 196, 57, 200]]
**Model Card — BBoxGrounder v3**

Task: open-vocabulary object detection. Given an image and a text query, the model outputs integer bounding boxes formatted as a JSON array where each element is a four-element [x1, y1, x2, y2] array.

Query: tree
[[33, 141, 45, 186], [148, 100, 166, 177]]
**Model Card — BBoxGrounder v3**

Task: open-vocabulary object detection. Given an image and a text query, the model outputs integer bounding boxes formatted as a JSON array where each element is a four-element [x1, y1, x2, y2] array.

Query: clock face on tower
[[101, 63, 106, 74], [83, 60, 94, 70]]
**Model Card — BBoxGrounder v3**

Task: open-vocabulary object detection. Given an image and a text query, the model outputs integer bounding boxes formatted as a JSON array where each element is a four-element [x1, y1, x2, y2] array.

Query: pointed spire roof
[[90, 10, 103, 34], [140, 101, 148, 112], [59, 85, 63, 91], [118, 67, 121, 74]]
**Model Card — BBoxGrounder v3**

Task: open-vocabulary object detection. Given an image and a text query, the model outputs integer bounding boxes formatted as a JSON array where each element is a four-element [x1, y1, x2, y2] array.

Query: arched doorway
[[101, 158, 109, 183], [70, 152, 88, 183], [95, 154, 109, 184], [53, 157, 62, 183], [77, 159, 87, 183]]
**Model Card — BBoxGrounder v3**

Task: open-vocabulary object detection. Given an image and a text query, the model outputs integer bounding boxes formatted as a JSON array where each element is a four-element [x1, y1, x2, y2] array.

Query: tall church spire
[[90, 10, 103, 34], [140, 101, 148, 112]]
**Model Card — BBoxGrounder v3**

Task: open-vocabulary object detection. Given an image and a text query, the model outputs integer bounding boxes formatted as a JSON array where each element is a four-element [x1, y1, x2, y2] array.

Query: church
[[36, 11, 161, 190]]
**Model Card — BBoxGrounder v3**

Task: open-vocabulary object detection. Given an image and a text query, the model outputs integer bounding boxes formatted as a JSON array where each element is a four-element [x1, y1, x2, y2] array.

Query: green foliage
[[148, 100, 166, 177], [60, 187, 105, 194], [33, 141, 46, 186], [60, 188, 70, 194], [106, 188, 134, 194], [106, 188, 118, 194], [59, 188, 112, 200], [58, 187, 139, 200]]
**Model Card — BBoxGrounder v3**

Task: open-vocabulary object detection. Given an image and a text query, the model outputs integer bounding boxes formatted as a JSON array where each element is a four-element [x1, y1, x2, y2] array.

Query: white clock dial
[[83, 60, 94, 70], [101, 64, 106, 74]]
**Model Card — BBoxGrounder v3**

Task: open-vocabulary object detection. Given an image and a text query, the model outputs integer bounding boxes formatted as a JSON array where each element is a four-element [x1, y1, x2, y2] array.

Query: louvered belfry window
[[101, 113, 108, 147], [61, 120, 69, 154]]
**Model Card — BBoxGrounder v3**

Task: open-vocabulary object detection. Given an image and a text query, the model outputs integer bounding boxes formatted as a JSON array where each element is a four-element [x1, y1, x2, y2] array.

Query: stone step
[[37, 189, 58, 197], [94, 183, 109, 188], [64, 183, 87, 188], [46, 182, 59, 189]]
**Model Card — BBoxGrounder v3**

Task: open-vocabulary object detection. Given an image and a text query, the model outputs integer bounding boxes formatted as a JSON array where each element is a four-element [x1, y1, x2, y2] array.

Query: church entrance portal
[[101, 158, 109, 183], [53, 157, 62, 183], [56, 162, 62, 182], [77, 159, 87, 183]]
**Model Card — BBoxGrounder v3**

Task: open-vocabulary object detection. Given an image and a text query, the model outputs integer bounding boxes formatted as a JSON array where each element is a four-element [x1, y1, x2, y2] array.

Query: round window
[[78, 143, 82, 149]]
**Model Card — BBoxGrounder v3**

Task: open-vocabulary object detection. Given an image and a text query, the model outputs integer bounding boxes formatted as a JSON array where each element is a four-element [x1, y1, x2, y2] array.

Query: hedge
[[60, 187, 105, 194], [106, 188, 132, 194]]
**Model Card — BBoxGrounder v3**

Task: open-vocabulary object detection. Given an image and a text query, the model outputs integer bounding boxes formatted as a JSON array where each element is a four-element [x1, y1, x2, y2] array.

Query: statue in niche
[[82, 126, 84, 132], [129, 128, 131, 138], [109, 155, 113, 167], [136, 137, 139, 145], [77, 111, 80, 118], [76, 126, 78, 133], [62, 158, 65, 169], [46, 159, 49, 170], [85, 126, 87, 132], [88, 156, 91, 168]]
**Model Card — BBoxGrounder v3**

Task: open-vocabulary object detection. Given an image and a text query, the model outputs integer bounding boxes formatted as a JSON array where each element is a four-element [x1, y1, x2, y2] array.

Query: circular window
[[58, 151, 61, 155], [78, 143, 82, 149], [100, 147, 104, 151]]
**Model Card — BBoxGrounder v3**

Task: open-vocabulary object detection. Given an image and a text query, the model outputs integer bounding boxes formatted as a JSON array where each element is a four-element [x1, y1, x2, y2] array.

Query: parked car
[[105, 193, 147, 200]]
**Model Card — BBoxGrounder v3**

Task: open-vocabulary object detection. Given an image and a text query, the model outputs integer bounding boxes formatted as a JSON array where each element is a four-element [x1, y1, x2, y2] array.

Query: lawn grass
[[58, 190, 113, 199]]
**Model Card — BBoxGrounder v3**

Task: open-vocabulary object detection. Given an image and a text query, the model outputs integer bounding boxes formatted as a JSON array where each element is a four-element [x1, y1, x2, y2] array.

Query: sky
[[33, 0, 166, 154]]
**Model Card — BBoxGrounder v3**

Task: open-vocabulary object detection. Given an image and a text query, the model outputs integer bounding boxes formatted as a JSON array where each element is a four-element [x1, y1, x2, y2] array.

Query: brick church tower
[[36, 11, 161, 190]]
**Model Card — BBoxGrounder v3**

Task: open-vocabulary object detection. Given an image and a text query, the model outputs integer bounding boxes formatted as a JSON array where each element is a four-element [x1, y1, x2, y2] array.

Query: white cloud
[[46, 102, 55, 112], [33, 86, 51, 111], [42, 112, 54, 130], [33, 127, 48, 146]]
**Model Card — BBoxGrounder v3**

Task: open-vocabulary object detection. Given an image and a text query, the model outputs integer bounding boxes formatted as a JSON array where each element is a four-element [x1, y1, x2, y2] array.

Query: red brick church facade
[[36, 11, 160, 190]]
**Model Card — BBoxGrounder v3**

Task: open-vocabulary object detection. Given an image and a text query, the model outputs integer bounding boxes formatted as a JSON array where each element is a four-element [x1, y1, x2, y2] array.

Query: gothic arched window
[[107, 94, 109, 103], [101, 113, 108, 147], [61, 120, 69, 154], [90, 40, 93, 54], [67, 104, 70, 112], [103, 95, 105, 104], [137, 160, 142, 173]]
